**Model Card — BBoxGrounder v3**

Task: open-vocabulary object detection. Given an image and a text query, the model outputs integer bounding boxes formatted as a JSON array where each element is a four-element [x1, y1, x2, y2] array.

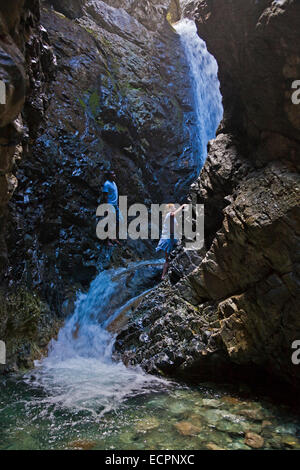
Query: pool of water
[[1, 376, 300, 450], [2, 260, 300, 451]]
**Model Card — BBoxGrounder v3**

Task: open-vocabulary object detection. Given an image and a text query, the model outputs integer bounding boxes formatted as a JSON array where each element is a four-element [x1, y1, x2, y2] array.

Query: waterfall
[[23, 21, 223, 418], [174, 19, 223, 171], [27, 260, 167, 416]]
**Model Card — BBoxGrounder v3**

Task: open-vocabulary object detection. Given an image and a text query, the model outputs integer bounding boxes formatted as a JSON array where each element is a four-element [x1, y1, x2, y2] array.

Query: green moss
[[89, 91, 100, 117], [82, 26, 98, 39], [53, 10, 68, 20], [0, 288, 61, 370], [78, 90, 101, 118], [100, 36, 113, 50], [0, 289, 43, 341], [115, 123, 129, 133], [109, 56, 121, 77], [166, 0, 181, 24], [96, 117, 105, 127], [78, 97, 87, 110], [119, 80, 145, 98]]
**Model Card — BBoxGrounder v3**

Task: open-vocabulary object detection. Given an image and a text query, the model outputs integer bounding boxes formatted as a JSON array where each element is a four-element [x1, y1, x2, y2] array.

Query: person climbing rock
[[102, 170, 123, 247], [156, 203, 187, 280]]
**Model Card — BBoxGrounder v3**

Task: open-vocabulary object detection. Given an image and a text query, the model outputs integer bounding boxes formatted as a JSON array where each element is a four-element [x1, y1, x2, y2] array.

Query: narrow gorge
[[116, 0, 300, 392], [0, 0, 300, 452]]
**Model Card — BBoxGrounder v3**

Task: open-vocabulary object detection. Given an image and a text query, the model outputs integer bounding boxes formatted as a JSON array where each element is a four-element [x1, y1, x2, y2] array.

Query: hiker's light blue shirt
[[161, 213, 179, 239], [103, 180, 118, 206]]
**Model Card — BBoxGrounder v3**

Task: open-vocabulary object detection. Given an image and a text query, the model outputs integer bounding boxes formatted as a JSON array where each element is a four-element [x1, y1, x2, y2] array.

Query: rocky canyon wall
[[116, 0, 300, 391], [0, 0, 55, 271], [0, 0, 57, 370]]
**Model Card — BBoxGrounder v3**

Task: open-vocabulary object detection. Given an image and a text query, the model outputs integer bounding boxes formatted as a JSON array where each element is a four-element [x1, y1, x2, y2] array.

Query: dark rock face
[[0, 0, 56, 266], [191, 0, 300, 163], [0, 0, 50, 270], [39, 0, 197, 202], [0, 0, 57, 369], [8, 0, 197, 296], [116, 0, 300, 390]]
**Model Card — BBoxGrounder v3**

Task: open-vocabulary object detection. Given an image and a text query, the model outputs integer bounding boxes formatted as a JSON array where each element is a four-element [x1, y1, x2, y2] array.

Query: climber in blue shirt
[[102, 170, 122, 247]]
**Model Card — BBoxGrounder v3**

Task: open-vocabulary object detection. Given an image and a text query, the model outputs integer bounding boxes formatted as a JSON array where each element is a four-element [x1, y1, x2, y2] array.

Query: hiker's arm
[[172, 204, 188, 217], [102, 191, 108, 203]]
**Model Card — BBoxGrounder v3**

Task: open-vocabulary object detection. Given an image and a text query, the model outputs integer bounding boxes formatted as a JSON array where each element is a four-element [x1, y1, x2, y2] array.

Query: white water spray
[[25, 21, 224, 418], [28, 260, 168, 416], [174, 19, 223, 171]]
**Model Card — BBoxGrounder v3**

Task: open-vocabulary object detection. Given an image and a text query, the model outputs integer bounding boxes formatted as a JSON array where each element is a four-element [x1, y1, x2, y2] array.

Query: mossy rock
[[0, 289, 43, 340], [0, 288, 60, 370], [167, 0, 181, 24]]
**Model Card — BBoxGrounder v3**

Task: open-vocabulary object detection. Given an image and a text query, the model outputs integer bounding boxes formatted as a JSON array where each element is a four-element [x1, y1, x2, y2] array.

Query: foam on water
[[21, 21, 223, 419], [26, 260, 168, 416]]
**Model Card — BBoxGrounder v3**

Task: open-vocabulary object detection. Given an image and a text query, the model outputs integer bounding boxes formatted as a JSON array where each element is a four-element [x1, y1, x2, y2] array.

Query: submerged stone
[[244, 432, 265, 449], [174, 421, 202, 436], [67, 439, 98, 450], [136, 417, 160, 433], [238, 408, 265, 421], [202, 398, 222, 408], [280, 435, 300, 449], [206, 443, 225, 450]]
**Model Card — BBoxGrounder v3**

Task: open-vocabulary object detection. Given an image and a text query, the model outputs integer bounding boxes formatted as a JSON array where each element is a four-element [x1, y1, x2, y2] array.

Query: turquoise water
[[1, 376, 300, 450], [1, 260, 299, 451]]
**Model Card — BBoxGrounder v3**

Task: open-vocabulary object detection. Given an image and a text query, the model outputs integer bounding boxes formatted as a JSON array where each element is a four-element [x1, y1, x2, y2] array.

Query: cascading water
[[174, 19, 223, 172], [26, 260, 168, 416], [17, 20, 223, 422], [1, 17, 300, 452]]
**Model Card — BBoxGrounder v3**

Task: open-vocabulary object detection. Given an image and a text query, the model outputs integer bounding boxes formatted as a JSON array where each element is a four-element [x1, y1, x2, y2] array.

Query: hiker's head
[[165, 203, 176, 215], [105, 170, 116, 181]]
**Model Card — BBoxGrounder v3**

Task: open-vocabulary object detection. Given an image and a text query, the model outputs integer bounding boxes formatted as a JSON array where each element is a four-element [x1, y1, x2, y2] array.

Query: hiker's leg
[[112, 206, 122, 245], [162, 251, 169, 279], [104, 238, 114, 247]]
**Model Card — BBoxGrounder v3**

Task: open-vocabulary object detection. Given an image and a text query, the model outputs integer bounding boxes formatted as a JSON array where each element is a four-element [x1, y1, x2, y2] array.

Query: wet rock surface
[[116, 0, 300, 390], [0, 0, 57, 369], [190, 0, 300, 154], [0, 0, 55, 271], [1, 0, 299, 393], [0, 0, 199, 369]]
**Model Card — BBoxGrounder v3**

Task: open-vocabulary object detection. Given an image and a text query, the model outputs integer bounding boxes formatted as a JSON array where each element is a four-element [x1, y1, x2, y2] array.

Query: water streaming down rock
[[27, 260, 168, 416], [174, 19, 223, 171], [22, 20, 224, 418]]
